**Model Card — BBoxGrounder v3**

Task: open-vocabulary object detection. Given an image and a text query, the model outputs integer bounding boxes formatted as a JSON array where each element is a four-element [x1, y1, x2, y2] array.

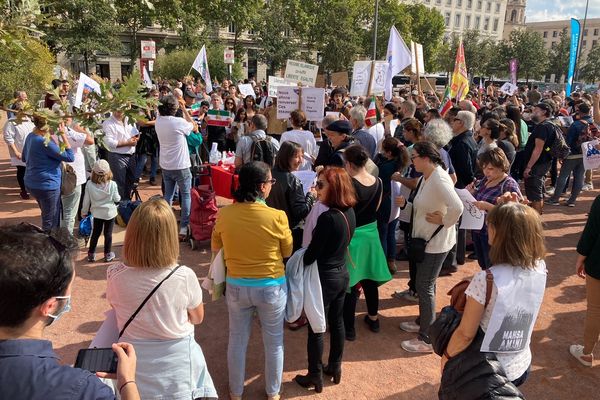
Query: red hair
[[319, 167, 357, 210]]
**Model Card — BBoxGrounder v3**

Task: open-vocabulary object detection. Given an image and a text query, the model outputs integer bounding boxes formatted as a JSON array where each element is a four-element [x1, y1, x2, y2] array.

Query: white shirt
[[3, 118, 34, 167], [280, 129, 318, 171], [65, 127, 87, 185], [155, 115, 193, 170], [107, 263, 203, 340], [411, 166, 464, 254], [102, 115, 138, 155], [368, 123, 385, 152]]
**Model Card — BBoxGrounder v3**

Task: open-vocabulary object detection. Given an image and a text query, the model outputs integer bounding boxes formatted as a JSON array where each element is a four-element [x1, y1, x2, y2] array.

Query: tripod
[[131, 182, 142, 202]]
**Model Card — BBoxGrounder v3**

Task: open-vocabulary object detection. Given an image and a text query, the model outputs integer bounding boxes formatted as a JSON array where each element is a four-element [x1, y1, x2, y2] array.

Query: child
[[81, 159, 121, 262]]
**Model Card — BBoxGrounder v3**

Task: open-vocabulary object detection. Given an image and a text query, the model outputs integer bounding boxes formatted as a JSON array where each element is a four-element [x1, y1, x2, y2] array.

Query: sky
[[526, 0, 600, 23]]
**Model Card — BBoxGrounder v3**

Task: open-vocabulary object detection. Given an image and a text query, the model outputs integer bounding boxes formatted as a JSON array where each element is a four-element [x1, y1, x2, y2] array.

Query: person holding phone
[[0, 223, 141, 400]]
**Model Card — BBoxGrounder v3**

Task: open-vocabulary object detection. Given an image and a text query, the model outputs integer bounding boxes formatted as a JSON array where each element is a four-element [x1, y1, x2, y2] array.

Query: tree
[[435, 30, 495, 79], [405, 4, 445, 72], [364, 0, 411, 61], [154, 47, 243, 82], [579, 44, 600, 83], [498, 30, 548, 82], [546, 27, 570, 82], [43, 0, 121, 74]]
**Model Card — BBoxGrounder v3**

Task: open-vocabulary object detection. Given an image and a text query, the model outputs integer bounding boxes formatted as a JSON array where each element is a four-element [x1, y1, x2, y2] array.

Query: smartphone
[[74, 348, 118, 373]]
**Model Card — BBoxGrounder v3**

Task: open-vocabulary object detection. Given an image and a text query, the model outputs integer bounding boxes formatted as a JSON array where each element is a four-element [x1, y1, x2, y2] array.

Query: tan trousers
[[584, 274, 600, 354], [585, 169, 593, 186]]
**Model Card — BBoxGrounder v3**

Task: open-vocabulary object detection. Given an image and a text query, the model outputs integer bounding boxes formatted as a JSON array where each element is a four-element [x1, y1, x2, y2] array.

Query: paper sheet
[[292, 170, 317, 196], [455, 188, 485, 231]]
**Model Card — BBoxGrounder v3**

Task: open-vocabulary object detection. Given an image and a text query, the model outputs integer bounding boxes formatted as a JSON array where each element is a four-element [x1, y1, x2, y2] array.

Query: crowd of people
[[2, 75, 600, 399]]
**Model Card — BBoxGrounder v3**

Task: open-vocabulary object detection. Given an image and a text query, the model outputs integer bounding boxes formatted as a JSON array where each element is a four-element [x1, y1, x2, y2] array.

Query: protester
[[267, 141, 316, 251], [383, 102, 399, 137], [343, 145, 392, 340], [230, 107, 248, 144], [102, 110, 138, 201], [398, 142, 463, 353], [280, 110, 317, 171], [294, 167, 357, 393], [349, 105, 377, 160], [0, 223, 141, 400], [135, 89, 159, 186], [319, 120, 354, 167], [498, 118, 518, 166], [22, 117, 75, 232], [234, 114, 279, 168], [570, 194, 600, 367], [477, 118, 500, 156], [441, 202, 546, 393], [394, 100, 417, 144], [207, 93, 227, 151], [3, 100, 34, 199], [212, 162, 292, 400]]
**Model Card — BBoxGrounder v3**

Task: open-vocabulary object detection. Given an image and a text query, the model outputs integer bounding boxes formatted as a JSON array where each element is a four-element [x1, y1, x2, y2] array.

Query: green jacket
[[577, 195, 600, 279]]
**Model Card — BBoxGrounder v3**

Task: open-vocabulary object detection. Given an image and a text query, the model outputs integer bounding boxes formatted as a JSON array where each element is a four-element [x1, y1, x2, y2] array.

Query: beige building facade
[[526, 17, 600, 59]]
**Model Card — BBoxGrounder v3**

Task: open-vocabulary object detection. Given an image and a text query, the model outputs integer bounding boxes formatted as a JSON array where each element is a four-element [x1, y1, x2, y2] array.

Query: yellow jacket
[[211, 202, 293, 279]]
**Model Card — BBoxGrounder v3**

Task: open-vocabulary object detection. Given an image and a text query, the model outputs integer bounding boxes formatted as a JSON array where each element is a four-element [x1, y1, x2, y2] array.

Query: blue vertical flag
[[566, 18, 581, 96]]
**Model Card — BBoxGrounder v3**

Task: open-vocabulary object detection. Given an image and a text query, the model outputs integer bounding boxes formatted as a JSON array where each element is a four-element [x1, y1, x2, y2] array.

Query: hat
[[534, 102, 553, 116], [326, 120, 352, 135], [183, 88, 199, 99], [92, 159, 111, 175]]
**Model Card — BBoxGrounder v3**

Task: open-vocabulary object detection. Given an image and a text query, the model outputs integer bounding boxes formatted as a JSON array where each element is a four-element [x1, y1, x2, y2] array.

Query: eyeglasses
[[315, 180, 326, 189], [453, 118, 461, 122], [411, 155, 420, 161], [264, 178, 276, 185]]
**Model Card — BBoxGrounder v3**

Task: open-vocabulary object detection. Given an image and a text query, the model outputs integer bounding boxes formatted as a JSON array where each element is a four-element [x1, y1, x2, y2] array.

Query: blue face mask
[[47, 296, 71, 325]]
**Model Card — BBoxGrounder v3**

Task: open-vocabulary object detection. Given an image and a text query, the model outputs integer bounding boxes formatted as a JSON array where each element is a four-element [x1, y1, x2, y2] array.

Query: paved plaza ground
[[0, 141, 598, 399]]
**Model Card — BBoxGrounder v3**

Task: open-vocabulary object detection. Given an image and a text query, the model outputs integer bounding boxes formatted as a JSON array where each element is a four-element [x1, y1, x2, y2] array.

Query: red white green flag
[[365, 96, 380, 127], [206, 109, 231, 127]]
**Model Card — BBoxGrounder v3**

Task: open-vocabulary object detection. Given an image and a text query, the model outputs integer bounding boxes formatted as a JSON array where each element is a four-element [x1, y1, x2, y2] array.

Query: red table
[[202, 165, 238, 199]]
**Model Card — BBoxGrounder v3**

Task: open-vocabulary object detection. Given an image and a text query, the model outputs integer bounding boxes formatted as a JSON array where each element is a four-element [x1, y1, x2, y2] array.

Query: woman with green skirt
[[342, 145, 392, 341]]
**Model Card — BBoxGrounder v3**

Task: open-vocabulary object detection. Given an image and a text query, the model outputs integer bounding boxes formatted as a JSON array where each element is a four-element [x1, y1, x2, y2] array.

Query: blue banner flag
[[566, 18, 580, 96]]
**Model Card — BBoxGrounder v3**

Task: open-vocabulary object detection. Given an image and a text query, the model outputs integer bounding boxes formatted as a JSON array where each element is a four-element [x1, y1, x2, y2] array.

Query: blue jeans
[[162, 168, 192, 229], [107, 152, 137, 200], [28, 187, 61, 232], [135, 151, 158, 181], [550, 157, 585, 204], [226, 283, 287, 397], [472, 228, 491, 270], [61, 184, 82, 235], [378, 218, 399, 260]]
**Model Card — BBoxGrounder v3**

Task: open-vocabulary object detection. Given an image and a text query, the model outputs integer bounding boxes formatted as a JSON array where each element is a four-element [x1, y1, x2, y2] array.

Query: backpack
[[250, 136, 277, 167], [116, 200, 142, 227], [61, 162, 77, 196], [545, 122, 570, 160], [576, 120, 600, 148]]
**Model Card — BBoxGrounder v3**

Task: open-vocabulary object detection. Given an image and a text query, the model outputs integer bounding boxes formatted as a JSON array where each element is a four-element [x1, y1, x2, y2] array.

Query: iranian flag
[[189, 103, 201, 117], [439, 86, 452, 117], [206, 109, 231, 127], [365, 96, 380, 127]]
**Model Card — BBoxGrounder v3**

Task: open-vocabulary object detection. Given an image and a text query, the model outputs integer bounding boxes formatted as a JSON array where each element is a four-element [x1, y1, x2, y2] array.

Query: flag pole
[[187, 66, 194, 77], [372, 0, 379, 60]]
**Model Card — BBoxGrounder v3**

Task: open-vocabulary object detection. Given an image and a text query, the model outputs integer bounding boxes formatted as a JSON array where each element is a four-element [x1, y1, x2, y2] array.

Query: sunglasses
[[315, 180, 326, 189]]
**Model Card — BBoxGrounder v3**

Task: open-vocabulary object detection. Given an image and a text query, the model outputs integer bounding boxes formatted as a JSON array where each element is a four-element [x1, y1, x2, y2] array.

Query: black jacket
[[266, 166, 314, 229], [448, 131, 478, 189], [439, 329, 525, 400]]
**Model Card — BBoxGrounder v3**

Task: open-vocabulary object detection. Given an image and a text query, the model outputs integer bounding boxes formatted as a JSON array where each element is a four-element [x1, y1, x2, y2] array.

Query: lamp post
[[373, 0, 379, 60], [574, 0, 590, 83]]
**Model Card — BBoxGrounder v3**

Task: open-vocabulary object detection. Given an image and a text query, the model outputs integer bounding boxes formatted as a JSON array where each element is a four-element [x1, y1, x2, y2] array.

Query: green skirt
[[346, 221, 392, 288]]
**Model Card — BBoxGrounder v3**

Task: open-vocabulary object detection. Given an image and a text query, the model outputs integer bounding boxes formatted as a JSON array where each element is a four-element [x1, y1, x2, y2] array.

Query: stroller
[[189, 164, 218, 250]]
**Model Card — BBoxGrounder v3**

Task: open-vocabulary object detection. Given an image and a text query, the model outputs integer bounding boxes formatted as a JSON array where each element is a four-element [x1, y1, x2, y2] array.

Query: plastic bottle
[[209, 142, 220, 165]]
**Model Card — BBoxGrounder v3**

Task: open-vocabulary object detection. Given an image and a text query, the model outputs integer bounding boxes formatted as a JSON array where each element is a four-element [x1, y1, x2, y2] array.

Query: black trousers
[[88, 217, 115, 254], [307, 267, 348, 375], [16, 166, 26, 192], [343, 279, 379, 336]]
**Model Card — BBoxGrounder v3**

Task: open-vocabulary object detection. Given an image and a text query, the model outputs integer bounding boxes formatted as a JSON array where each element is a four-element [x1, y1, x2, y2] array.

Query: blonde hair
[[487, 203, 545, 269], [123, 199, 180, 268], [91, 170, 113, 184]]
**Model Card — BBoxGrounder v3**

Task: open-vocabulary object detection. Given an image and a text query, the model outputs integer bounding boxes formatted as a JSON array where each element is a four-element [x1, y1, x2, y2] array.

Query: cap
[[92, 159, 111, 175], [183, 89, 199, 99], [326, 120, 352, 134], [534, 102, 553, 115]]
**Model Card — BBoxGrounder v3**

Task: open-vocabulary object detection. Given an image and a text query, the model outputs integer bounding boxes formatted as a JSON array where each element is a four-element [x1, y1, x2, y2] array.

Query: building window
[[447, 0, 452, 6], [551, 41, 556, 47], [484, 17, 490, 30], [465, 15, 471, 28], [486, 1, 491, 12], [582, 40, 587, 48], [543, 31, 548, 38], [594, 28, 599, 36], [467, 0, 472, 8], [552, 30, 557, 37], [493, 18, 499, 31], [495, 3, 500, 13], [436, 0, 441, 4], [583, 29, 588, 36], [510, 9, 517, 22], [445, 12, 451, 26], [477, 0, 482, 10], [475, 16, 481, 29], [228, 23, 235, 33], [593, 40, 598, 47], [457, 0, 462, 6], [455, 13, 461, 27]]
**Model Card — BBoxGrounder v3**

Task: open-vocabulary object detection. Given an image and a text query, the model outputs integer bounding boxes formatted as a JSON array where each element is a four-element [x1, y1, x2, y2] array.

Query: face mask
[[47, 295, 71, 325]]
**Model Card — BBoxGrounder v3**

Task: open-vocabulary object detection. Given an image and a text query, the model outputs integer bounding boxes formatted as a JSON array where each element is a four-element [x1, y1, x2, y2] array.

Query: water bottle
[[209, 143, 220, 165]]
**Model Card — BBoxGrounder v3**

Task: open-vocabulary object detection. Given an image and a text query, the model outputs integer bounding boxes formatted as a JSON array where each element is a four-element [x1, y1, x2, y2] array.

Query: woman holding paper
[[280, 110, 318, 171], [267, 141, 317, 252]]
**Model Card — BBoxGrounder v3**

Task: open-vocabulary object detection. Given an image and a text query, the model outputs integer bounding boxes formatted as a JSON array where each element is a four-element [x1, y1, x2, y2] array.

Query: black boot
[[323, 365, 342, 384], [294, 373, 323, 393]]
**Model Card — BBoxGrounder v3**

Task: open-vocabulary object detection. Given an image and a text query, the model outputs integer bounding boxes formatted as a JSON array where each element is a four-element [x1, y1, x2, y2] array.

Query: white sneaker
[[582, 184, 594, 191], [569, 344, 593, 367], [401, 337, 433, 353], [399, 321, 420, 333], [545, 186, 555, 196], [179, 226, 188, 236]]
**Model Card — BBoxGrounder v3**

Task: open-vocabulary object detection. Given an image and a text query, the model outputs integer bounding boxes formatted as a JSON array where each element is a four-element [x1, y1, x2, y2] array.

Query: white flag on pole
[[192, 45, 213, 94], [385, 26, 412, 100], [142, 67, 152, 89]]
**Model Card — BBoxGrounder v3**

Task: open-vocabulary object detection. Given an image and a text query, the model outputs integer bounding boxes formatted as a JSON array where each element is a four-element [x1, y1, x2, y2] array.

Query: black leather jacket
[[266, 166, 315, 229]]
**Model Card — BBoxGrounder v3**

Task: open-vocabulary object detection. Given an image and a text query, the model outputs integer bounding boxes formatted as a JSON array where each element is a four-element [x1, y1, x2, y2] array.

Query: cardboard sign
[[410, 41, 425, 75], [315, 74, 326, 88], [331, 71, 349, 87], [238, 83, 255, 98], [284, 60, 319, 86], [276, 86, 325, 121], [268, 76, 296, 98]]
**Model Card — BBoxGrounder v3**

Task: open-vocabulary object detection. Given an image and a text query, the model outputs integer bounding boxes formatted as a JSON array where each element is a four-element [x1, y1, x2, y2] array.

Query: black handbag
[[407, 177, 443, 263]]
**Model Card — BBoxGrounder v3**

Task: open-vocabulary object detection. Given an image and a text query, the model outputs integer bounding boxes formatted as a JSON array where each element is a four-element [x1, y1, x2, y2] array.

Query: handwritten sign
[[499, 82, 518, 96], [238, 83, 255, 98], [268, 76, 296, 98], [350, 61, 389, 96], [284, 60, 319, 87], [331, 71, 349, 87], [455, 188, 485, 231], [276, 86, 300, 119], [301, 87, 325, 122], [276, 86, 325, 121]]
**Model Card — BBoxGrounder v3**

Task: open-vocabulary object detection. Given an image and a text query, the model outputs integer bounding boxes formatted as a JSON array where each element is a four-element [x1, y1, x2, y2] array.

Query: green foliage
[[405, 4, 446, 72], [366, 0, 411, 61], [546, 28, 570, 82], [154, 47, 243, 82], [0, 34, 55, 105], [580, 44, 600, 83], [436, 30, 497, 78], [499, 30, 548, 81]]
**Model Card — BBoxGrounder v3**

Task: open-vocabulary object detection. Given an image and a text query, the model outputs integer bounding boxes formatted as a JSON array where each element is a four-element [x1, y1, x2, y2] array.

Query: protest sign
[[238, 83, 255, 98], [410, 42, 425, 75], [350, 61, 389, 97], [582, 140, 600, 171], [315, 74, 326, 88], [74, 72, 101, 108], [206, 109, 232, 127], [276, 86, 325, 121], [455, 188, 485, 231], [331, 71, 349, 87], [499, 82, 518, 96], [284, 60, 319, 86], [268, 76, 296, 98]]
